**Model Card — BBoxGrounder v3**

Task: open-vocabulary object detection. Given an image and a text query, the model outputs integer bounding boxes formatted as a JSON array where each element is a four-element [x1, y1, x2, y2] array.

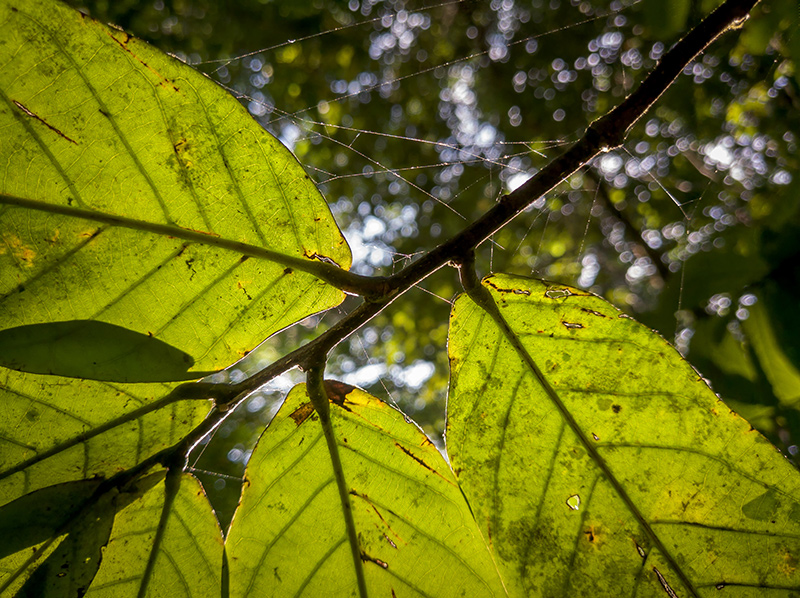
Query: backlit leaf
[[226, 383, 506, 597], [0, 368, 209, 508], [447, 273, 800, 596], [0, 0, 351, 381], [85, 472, 223, 598]]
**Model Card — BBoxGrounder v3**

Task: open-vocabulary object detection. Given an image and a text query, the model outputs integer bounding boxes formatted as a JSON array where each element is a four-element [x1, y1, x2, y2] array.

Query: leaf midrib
[[468, 282, 702, 597], [0, 193, 318, 275]]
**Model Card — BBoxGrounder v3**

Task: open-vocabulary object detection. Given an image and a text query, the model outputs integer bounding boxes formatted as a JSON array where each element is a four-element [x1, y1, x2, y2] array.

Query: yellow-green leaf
[[447, 273, 800, 596], [0, 368, 209, 508], [0, 0, 350, 381], [226, 383, 505, 597], [85, 472, 223, 598]]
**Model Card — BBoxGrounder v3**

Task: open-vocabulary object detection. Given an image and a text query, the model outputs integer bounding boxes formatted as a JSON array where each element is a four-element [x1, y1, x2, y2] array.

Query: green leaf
[[0, 321, 213, 382], [226, 383, 505, 597], [744, 299, 800, 408], [642, 0, 690, 40], [447, 273, 800, 596], [0, 479, 103, 560], [86, 472, 223, 598], [0, 472, 162, 596], [0, 368, 209, 508], [0, 0, 351, 380]]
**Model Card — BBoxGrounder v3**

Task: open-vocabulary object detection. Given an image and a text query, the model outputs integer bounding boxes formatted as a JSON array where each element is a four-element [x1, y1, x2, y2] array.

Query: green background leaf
[[447, 273, 800, 596], [226, 383, 505, 597], [0, 0, 351, 381]]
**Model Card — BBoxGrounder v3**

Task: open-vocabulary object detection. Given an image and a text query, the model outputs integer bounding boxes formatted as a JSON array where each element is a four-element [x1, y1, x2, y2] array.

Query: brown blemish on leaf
[[13, 100, 77, 144], [237, 281, 253, 300], [303, 250, 342, 268], [580, 307, 608, 317], [394, 443, 455, 485], [612, 404, 622, 413], [360, 552, 388, 569], [778, 548, 798, 576], [3, 233, 36, 266], [324, 380, 357, 406], [283, 267, 293, 275], [105, 31, 179, 91], [289, 401, 315, 426], [582, 524, 604, 550], [483, 279, 529, 295]]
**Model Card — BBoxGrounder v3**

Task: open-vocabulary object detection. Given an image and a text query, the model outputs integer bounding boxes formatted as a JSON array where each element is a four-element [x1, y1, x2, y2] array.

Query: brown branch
[[380, 0, 759, 294], [170, 0, 759, 435]]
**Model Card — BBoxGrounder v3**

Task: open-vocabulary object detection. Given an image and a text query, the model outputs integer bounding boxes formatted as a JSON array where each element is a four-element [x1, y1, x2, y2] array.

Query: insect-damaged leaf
[[447, 273, 800, 597], [225, 383, 505, 597], [0, 0, 351, 381]]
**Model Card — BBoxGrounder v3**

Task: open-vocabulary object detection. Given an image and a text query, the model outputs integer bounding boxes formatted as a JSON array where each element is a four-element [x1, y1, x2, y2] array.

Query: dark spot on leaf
[[324, 380, 356, 406], [99, 109, 109, 117], [361, 552, 388, 569], [289, 402, 315, 426], [283, 267, 293, 275], [612, 404, 622, 413], [580, 308, 608, 317]]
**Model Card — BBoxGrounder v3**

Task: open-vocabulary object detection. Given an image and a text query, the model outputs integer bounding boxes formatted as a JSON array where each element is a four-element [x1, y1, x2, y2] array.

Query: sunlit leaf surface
[[447, 273, 800, 597], [86, 472, 223, 598], [0, 368, 209, 508], [226, 383, 505, 597], [0, 0, 351, 381], [0, 471, 161, 596]]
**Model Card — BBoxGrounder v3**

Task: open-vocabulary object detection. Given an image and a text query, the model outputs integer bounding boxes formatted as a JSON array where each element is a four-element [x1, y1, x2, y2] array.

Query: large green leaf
[[0, 368, 209, 508], [0, 471, 162, 596], [85, 472, 223, 598], [0, 0, 350, 382], [226, 383, 506, 597], [447, 273, 800, 597]]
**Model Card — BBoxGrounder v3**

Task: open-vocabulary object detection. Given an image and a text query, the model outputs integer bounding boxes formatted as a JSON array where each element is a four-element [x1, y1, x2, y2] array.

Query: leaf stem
[[458, 258, 700, 598], [306, 365, 369, 598], [0, 193, 386, 298]]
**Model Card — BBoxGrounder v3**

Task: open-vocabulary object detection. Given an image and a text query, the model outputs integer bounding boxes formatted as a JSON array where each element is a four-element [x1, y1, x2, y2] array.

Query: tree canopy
[[2, 0, 800, 595]]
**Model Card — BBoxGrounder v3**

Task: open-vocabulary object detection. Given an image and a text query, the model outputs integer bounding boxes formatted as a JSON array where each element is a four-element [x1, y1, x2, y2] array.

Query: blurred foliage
[[65, 0, 800, 529]]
